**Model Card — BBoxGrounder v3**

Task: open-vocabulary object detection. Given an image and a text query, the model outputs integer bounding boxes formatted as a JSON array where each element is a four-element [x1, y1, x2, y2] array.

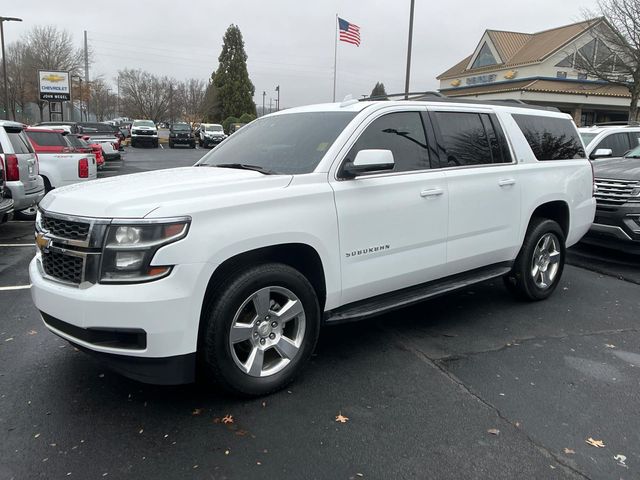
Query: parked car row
[[0, 120, 110, 223]]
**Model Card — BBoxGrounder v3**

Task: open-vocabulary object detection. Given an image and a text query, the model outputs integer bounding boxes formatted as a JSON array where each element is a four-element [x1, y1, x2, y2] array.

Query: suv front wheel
[[504, 218, 566, 301], [200, 263, 320, 396]]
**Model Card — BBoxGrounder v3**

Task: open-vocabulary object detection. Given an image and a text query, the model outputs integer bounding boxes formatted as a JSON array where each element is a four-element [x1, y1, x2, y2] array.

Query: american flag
[[338, 17, 360, 46]]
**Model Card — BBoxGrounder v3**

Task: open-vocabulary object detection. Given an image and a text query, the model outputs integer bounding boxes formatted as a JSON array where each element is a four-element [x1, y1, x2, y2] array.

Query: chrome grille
[[42, 251, 83, 284], [42, 216, 90, 241], [594, 178, 640, 206]]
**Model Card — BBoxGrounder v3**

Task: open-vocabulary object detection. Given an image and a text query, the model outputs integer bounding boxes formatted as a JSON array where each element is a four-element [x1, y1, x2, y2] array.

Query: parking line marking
[[0, 285, 31, 291], [0, 244, 34, 247]]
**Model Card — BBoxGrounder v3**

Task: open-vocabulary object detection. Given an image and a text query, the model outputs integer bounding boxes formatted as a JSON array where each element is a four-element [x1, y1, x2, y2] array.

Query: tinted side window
[[346, 112, 430, 173], [596, 133, 631, 157], [512, 114, 585, 160], [7, 131, 34, 154], [434, 112, 493, 167], [26, 131, 68, 147]]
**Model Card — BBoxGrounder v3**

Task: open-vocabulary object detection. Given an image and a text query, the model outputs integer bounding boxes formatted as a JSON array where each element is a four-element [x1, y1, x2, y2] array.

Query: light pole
[[0, 16, 23, 120], [71, 75, 82, 122], [262, 91, 266, 117], [275, 85, 280, 111], [404, 0, 415, 99]]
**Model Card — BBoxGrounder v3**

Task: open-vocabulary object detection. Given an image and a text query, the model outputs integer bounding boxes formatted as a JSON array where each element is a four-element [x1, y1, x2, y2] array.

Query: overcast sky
[[5, 0, 599, 109]]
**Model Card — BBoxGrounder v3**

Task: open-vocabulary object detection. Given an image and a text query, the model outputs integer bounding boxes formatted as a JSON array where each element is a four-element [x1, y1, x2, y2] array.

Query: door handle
[[498, 178, 516, 187], [420, 188, 444, 198]]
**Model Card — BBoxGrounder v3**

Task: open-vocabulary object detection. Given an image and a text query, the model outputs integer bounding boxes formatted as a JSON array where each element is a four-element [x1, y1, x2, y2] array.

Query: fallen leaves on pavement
[[335, 413, 349, 423], [563, 448, 575, 455], [222, 415, 234, 424], [191, 408, 203, 416], [586, 437, 605, 448], [487, 428, 500, 436]]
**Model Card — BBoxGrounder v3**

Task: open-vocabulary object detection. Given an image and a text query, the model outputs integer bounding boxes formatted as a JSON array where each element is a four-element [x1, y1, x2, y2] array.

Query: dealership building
[[437, 18, 632, 126]]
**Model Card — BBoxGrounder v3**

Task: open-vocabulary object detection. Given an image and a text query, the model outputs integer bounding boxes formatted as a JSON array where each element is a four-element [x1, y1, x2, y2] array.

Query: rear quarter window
[[26, 131, 68, 147], [7, 131, 34, 154], [512, 114, 585, 160]]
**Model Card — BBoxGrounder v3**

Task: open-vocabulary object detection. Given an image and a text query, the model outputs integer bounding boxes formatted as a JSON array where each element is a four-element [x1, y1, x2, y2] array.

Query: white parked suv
[[30, 99, 596, 396], [130, 119, 159, 148]]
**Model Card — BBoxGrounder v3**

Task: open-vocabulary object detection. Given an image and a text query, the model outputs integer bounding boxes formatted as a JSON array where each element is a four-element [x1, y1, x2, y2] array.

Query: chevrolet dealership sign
[[38, 70, 71, 101]]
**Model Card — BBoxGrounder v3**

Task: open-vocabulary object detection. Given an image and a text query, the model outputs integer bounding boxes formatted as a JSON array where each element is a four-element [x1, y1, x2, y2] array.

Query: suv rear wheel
[[200, 263, 320, 396], [504, 218, 565, 301]]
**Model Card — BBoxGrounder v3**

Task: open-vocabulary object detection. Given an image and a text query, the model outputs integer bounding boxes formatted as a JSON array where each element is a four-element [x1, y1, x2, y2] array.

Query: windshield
[[197, 112, 356, 174], [133, 120, 155, 128], [580, 132, 598, 146], [205, 125, 223, 132], [171, 123, 191, 131], [625, 145, 640, 158]]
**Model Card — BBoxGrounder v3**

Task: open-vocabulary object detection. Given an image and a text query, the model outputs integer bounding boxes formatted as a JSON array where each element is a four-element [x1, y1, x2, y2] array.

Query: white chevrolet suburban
[[30, 99, 596, 396]]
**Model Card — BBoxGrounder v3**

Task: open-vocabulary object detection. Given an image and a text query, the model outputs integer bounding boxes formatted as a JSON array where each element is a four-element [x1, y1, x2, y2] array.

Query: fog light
[[115, 251, 145, 270], [115, 226, 142, 245]]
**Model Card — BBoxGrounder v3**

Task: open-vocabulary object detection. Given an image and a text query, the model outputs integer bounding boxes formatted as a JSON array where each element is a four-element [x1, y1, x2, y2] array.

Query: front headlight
[[100, 218, 190, 283]]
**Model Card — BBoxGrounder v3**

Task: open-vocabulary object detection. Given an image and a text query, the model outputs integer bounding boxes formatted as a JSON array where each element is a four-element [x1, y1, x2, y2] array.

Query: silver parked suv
[[0, 121, 45, 220]]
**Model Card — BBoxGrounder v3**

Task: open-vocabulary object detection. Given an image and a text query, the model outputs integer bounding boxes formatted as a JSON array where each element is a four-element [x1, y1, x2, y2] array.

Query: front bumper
[[170, 136, 195, 145], [30, 257, 210, 384], [202, 136, 224, 145], [7, 178, 45, 211], [131, 134, 158, 142], [581, 202, 640, 252]]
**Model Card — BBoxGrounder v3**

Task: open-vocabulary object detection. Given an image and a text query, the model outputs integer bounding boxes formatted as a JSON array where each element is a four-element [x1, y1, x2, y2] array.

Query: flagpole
[[333, 13, 338, 102]]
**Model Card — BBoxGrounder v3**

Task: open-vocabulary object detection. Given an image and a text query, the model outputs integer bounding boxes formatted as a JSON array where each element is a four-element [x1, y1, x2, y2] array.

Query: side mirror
[[590, 148, 613, 160], [341, 149, 395, 178]]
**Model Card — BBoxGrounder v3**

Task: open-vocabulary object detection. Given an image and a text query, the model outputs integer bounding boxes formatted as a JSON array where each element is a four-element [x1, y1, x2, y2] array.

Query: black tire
[[154, 141, 159, 148], [131, 140, 137, 148], [504, 218, 566, 301], [190, 142, 196, 149], [200, 263, 321, 397], [14, 206, 37, 221], [42, 177, 53, 193], [168, 141, 174, 149]]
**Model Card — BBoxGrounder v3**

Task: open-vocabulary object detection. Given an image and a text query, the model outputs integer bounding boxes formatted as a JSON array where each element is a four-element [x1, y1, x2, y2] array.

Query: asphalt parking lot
[[1, 146, 639, 480]]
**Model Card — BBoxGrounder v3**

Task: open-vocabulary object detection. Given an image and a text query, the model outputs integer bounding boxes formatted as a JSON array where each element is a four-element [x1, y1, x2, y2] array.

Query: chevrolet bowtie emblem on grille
[[35, 233, 51, 252]]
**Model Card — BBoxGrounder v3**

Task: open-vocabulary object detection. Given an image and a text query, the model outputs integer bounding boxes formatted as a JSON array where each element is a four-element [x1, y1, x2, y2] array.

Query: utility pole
[[262, 91, 266, 117], [404, 0, 416, 99], [275, 85, 280, 111], [0, 16, 22, 120], [116, 73, 120, 117], [169, 84, 174, 124], [84, 30, 90, 120], [269, 97, 272, 114]]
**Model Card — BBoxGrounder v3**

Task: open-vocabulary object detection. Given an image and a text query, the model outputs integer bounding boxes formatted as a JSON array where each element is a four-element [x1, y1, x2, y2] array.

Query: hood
[[40, 166, 293, 218], [593, 158, 640, 181]]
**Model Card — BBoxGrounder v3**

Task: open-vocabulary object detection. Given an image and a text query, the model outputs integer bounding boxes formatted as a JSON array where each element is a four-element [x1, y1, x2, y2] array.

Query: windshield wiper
[[213, 163, 276, 175]]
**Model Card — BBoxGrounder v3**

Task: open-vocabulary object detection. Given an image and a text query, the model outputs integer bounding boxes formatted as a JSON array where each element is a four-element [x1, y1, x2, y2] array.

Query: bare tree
[[181, 78, 206, 123], [575, 4, 640, 121], [118, 69, 172, 122], [89, 78, 116, 121], [1, 41, 31, 121]]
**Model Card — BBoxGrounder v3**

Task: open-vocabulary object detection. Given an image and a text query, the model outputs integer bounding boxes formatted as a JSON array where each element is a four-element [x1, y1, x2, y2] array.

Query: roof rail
[[358, 91, 560, 112], [360, 91, 445, 101], [591, 121, 640, 127]]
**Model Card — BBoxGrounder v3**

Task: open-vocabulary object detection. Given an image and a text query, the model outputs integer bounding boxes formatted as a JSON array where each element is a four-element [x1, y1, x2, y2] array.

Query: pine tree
[[212, 25, 256, 120], [370, 82, 388, 100]]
